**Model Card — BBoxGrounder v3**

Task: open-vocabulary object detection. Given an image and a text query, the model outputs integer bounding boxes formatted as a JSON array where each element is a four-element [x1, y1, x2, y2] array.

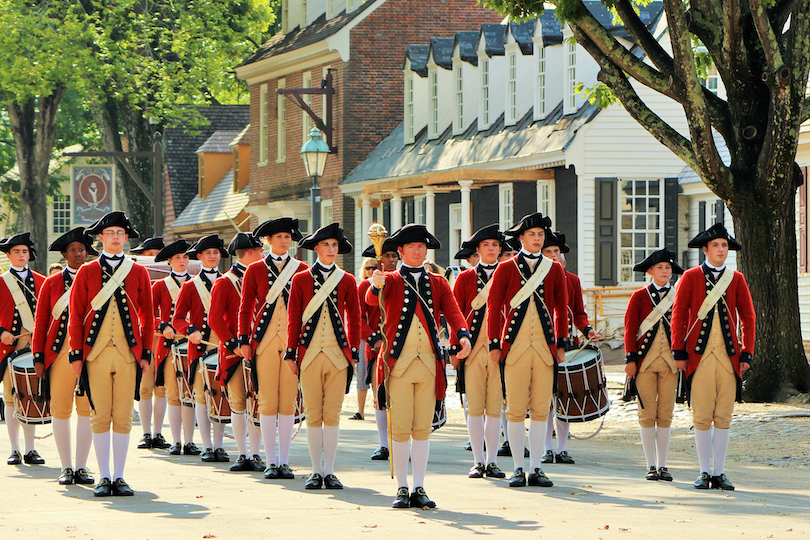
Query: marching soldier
[[285, 223, 360, 490], [540, 232, 599, 465], [173, 235, 230, 463], [624, 248, 683, 481], [32, 228, 97, 484], [450, 224, 506, 479], [210, 232, 265, 472], [239, 217, 307, 480], [671, 223, 756, 491], [370, 224, 471, 508], [130, 237, 165, 258], [152, 239, 199, 455], [1, 233, 46, 465], [487, 213, 568, 488], [68, 211, 154, 496], [358, 240, 399, 461]]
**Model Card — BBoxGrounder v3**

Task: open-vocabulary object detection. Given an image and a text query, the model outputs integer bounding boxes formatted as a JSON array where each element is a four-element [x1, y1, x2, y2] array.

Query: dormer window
[[405, 75, 415, 142], [537, 47, 546, 117], [566, 41, 577, 111], [507, 52, 517, 124], [430, 70, 439, 138], [347, 0, 355, 12], [327, 0, 334, 18], [198, 155, 205, 200], [302, 0, 308, 26], [481, 59, 490, 128], [455, 65, 463, 133]]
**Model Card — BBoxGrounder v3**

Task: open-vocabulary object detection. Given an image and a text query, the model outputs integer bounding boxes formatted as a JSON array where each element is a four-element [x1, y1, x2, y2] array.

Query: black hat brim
[[386, 224, 441, 250], [253, 218, 303, 242], [632, 249, 685, 275], [155, 239, 191, 263], [298, 223, 352, 254], [85, 211, 140, 239]]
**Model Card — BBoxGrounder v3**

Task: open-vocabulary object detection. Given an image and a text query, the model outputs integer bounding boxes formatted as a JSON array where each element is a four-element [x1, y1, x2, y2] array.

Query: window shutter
[[715, 199, 725, 225], [595, 178, 617, 286], [664, 177, 678, 251], [800, 167, 808, 273], [698, 201, 706, 264]]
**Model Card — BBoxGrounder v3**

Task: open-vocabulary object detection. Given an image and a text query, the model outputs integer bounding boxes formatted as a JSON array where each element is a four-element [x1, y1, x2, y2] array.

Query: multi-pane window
[[259, 84, 268, 165], [322, 200, 333, 226], [537, 180, 553, 220], [481, 59, 490, 127], [620, 179, 663, 282], [455, 65, 464, 131], [326, 0, 334, 18], [499, 183, 514, 230], [567, 41, 577, 110], [430, 70, 439, 137], [449, 203, 462, 260], [507, 52, 517, 123], [302, 72, 312, 142], [415, 196, 426, 225], [53, 195, 70, 234], [302, 0, 307, 26], [700, 74, 719, 95], [537, 47, 546, 116], [277, 79, 286, 162], [347, 0, 354, 12], [405, 76, 414, 142]]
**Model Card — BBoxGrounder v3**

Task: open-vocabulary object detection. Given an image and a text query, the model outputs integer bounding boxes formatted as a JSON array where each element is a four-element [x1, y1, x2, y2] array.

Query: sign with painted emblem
[[72, 165, 114, 225]]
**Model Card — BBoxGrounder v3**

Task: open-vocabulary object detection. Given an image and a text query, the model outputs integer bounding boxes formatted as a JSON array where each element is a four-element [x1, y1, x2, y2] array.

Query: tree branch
[[771, 0, 795, 35], [749, 0, 785, 75], [612, 0, 674, 74]]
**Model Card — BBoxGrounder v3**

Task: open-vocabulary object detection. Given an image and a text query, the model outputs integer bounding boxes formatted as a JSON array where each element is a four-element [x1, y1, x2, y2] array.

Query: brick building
[[234, 0, 501, 267]]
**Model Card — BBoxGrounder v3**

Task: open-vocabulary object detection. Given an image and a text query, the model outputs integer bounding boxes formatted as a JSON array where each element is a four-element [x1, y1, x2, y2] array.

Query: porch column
[[361, 194, 372, 235], [391, 190, 403, 231], [459, 180, 473, 242]]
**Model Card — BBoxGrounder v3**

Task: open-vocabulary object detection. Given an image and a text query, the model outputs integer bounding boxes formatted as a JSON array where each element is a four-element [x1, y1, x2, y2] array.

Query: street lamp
[[300, 127, 330, 234]]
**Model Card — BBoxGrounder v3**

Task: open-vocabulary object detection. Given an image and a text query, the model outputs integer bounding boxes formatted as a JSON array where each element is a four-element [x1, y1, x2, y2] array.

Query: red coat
[[172, 275, 219, 364], [209, 270, 242, 384], [238, 257, 308, 349], [624, 284, 674, 368], [32, 269, 73, 369], [151, 277, 183, 383], [369, 269, 470, 400], [486, 254, 569, 361], [670, 266, 756, 377], [358, 278, 382, 357], [285, 268, 361, 365], [68, 259, 154, 365], [566, 271, 591, 337], [451, 265, 492, 350], [0, 269, 45, 368]]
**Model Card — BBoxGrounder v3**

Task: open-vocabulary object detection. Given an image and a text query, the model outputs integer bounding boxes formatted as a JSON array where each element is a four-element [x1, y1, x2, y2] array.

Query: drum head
[[9, 348, 34, 370], [202, 349, 218, 368], [561, 346, 600, 368], [175, 340, 189, 353]]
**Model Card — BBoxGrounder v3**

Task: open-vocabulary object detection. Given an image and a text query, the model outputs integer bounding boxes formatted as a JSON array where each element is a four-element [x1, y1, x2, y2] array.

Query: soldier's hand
[[188, 331, 203, 345], [34, 362, 45, 379], [675, 360, 687, 372], [71, 361, 83, 377], [457, 337, 472, 360], [740, 362, 750, 373], [371, 269, 385, 289], [234, 346, 244, 358], [624, 362, 637, 379], [285, 358, 299, 376], [163, 326, 175, 340], [489, 350, 502, 364], [587, 329, 601, 341], [450, 354, 461, 369], [139, 359, 149, 373], [1, 331, 14, 345], [556, 348, 566, 364], [239, 344, 252, 359]]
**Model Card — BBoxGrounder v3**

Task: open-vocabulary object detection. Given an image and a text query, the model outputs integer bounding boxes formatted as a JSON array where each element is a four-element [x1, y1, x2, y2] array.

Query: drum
[[294, 384, 305, 425], [202, 350, 231, 423], [556, 345, 610, 423], [431, 398, 447, 432], [240, 360, 261, 427], [171, 340, 193, 407], [9, 348, 51, 425]]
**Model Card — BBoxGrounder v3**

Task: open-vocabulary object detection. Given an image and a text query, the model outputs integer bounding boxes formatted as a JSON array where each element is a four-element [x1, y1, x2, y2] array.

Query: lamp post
[[300, 127, 330, 234]]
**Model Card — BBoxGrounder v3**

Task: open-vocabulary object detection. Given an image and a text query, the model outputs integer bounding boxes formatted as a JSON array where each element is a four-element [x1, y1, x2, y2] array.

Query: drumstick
[[564, 336, 595, 364], [177, 334, 219, 348], [11, 332, 32, 340]]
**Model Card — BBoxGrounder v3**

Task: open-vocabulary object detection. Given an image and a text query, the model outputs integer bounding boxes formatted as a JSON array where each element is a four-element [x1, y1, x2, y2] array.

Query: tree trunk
[[6, 87, 65, 274], [732, 182, 810, 401]]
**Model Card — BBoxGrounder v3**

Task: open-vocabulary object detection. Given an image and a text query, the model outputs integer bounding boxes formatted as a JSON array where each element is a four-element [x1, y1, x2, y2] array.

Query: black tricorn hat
[[386, 224, 441, 249], [130, 236, 165, 255], [49, 227, 99, 256], [633, 248, 684, 275], [504, 212, 552, 237], [298, 222, 352, 254], [85, 211, 140, 239], [361, 238, 399, 258], [155, 239, 191, 262], [253, 217, 304, 242], [688, 223, 742, 251], [187, 234, 229, 259], [542, 230, 570, 254], [228, 232, 262, 255], [453, 246, 477, 260], [461, 224, 504, 251], [0, 232, 37, 261], [505, 237, 522, 252]]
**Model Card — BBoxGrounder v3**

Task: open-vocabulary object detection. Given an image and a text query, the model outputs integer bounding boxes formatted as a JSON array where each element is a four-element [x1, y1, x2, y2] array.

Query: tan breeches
[[255, 335, 298, 416], [139, 344, 166, 400], [691, 351, 736, 430], [635, 355, 677, 428], [389, 358, 436, 442], [464, 344, 503, 418], [300, 352, 346, 427], [163, 355, 181, 406], [504, 350, 554, 423], [226, 363, 248, 413], [87, 345, 137, 434], [50, 348, 91, 420]]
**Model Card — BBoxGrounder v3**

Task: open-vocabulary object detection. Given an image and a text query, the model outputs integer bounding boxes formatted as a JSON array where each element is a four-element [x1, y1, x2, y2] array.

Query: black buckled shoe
[[540, 450, 554, 464], [264, 464, 279, 479], [23, 450, 45, 465], [74, 468, 95, 485], [468, 463, 485, 478], [646, 466, 660, 481], [304, 473, 323, 489], [392, 487, 410, 508], [252, 455, 265, 472], [169, 443, 182, 455], [485, 463, 506, 479], [712, 473, 735, 491], [229, 455, 254, 472], [58, 468, 75, 485], [371, 447, 389, 461], [201, 448, 216, 462], [7, 450, 22, 465], [509, 468, 527, 487], [528, 468, 553, 487], [410, 487, 436, 509], [214, 448, 230, 462], [151, 434, 172, 450], [694, 472, 712, 489], [183, 442, 201, 455], [93, 477, 113, 497], [323, 474, 343, 489], [658, 467, 673, 482], [277, 464, 295, 479], [137, 434, 152, 449], [555, 451, 575, 464], [112, 478, 135, 496], [497, 441, 512, 457]]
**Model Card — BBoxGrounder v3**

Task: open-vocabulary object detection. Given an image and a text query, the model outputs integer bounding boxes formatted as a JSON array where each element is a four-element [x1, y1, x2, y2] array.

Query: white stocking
[[248, 418, 261, 457], [712, 427, 730, 475], [5, 406, 20, 452], [75, 416, 93, 470], [168, 405, 182, 444], [195, 403, 212, 449], [544, 414, 555, 452], [260, 414, 278, 464], [375, 409, 389, 448], [93, 431, 111, 480], [467, 415, 485, 465], [22, 424, 35, 454], [213, 422, 225, 449], [694, 428, 712, 474], [153, 397, 167, 436], [277, 414, 295, 465], [528, 420, 547, 471], [322, 425, 340, 475], [555, 418, 570, 452], [181, 405, 196, 444], [112, 431, 129, 480], [411, 439, 430, 489], [656, 427, 671, 469], [53, 418, 72, 470], [139, 399, 153, 435], [640, 427, 657, 468], [392, 440, 410, 489], [306, 424, 324, 475], [508, 421, 526, 471], [484, 415, 501, 466], [231, 411, 247, 456]]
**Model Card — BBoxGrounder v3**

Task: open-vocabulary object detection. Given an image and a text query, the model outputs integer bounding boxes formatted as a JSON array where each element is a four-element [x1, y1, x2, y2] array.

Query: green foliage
[[575, 82, 619, 108], [479, 0, 546, 21]]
